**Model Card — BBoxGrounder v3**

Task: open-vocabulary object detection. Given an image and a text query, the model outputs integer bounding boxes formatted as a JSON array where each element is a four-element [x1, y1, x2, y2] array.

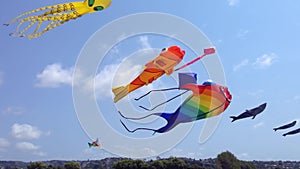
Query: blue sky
[[1, 0, 300, 161]]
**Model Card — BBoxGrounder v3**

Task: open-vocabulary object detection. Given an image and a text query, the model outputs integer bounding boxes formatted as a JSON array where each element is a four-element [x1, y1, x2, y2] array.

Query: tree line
[[25, 151, 257, 169]]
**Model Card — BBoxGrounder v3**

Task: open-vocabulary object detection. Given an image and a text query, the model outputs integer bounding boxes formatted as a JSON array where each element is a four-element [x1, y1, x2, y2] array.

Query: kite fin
[[112, 85, 129, 103], [230, 116, 237, 122], [88, 142, 92, 148], [204, 47, 216, 55]]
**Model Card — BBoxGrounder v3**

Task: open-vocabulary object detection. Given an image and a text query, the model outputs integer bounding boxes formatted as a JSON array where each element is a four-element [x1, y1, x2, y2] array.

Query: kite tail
[[230, 116, 238, 122], [118, 111, 161, 120], [112, 85, 129, 103], [119, 111, 179, 134], [120, 120, 158, 135], [5, 5, 56, 26], [153, 111, 180, 133]]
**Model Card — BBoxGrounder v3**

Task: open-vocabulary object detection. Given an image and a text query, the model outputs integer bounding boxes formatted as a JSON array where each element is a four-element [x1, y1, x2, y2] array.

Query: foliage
[[216, 151, 256, 169], [27, 162, 47, 169], [112, 159, 149, 169], [27, 161, 80, 169], [216, 151, 241, 169], [240, 161, 256, 169], [113, 157, 206, 169], [64, 162, 81, 169], [23, 151, 260, 169]]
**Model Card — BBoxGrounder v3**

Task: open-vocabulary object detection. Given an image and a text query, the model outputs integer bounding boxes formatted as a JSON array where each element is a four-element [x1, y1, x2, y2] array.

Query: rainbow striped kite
[[119, 73, 232, 134]]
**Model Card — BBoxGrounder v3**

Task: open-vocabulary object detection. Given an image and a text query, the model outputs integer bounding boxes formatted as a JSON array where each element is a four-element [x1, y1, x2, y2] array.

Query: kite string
[[118, 111, 159, 120], [174, 53, 207, 71], [139, 90, 189, 111], [174, 47, 215, 71], [120, 120, 157, 135], [134, 87, 179, 101]]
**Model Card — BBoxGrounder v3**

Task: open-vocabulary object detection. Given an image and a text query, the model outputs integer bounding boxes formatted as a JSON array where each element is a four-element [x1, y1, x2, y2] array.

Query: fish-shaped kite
[[112, 46, 216, 103], [119, 73, 232, 134], [273, 121, 297, 132], [88, 138, 101, 148], [4, 0, 112, 39], [230, 103, 267, 122], [283, 128, 300, 137]]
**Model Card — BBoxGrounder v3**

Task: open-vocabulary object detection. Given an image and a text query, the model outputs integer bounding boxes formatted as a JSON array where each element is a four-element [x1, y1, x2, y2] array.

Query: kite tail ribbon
[[118, 111, 161, 120], [119, 110, 179, 134]]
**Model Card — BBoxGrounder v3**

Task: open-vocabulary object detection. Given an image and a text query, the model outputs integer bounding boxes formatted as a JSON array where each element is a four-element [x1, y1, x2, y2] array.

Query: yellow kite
[[4, 0, 111, 39]]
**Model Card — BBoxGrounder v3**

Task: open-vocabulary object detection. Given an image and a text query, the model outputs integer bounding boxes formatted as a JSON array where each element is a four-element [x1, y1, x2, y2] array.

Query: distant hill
[[1, 152, 300, 169], [0, 161, 27, 169], [0, 158, 126, 169]]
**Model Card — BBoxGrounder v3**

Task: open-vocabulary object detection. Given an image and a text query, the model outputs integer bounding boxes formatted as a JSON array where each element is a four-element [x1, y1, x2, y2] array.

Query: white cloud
[[116, 33, 127, 42], [95, 64, 124, 98], [139, 36, 152, 49], [254, 122, 264, 128], [74, 49, 161, 100], [165, 148, 186, 157], [228, 0, 239, 6], [16, 142, 39, 151], [253, 53, 277, 68], [294, 95, 300, 101], [2, 106, 24, 115], [15, 142, 47, 156], [234, 53, 277, 72], [97, 63, 141, 98], [76, 61, 141, 99], [83, 148, 115, 160], [11, 123, 42, 140], [0, 138, 10, 151], [285, 95, 300, 103], [238, 153, 249, 159], [35, 63, 73, 88], [247, 89, 264, 97], [233, 59, 249, 71], [237, 29, 249, 39], [162, 148, 203, 159], [44, 131, 51, 136], [110, 46, 120, 55], [217, 39, 223, 43], [34, 151, 47, 157], [113, 145, 157, 157]]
